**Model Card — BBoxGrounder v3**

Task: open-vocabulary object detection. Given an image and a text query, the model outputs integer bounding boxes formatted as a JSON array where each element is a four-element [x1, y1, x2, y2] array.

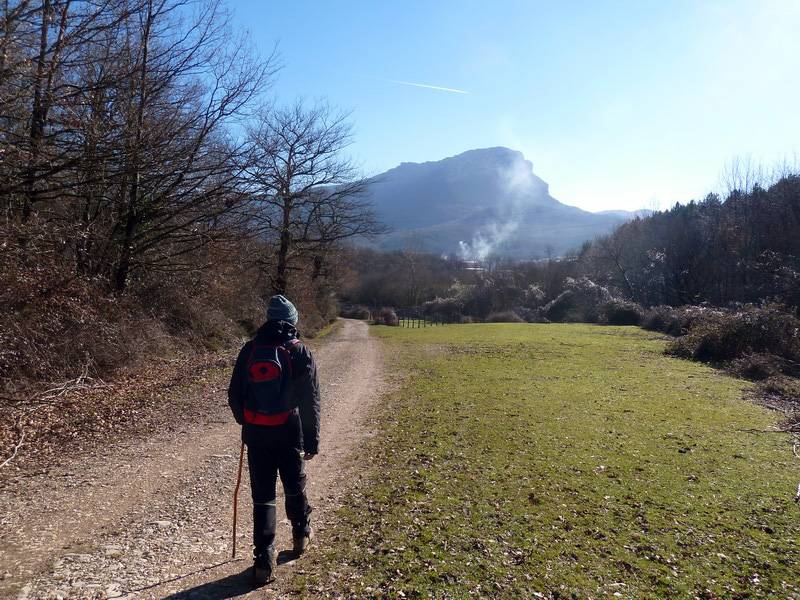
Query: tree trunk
[[273, 198, 292, 295], [22, 0, 51, 221], [114, 0, 152, 292], [1, 0, 10, 78], [114, 213, 136, 292]]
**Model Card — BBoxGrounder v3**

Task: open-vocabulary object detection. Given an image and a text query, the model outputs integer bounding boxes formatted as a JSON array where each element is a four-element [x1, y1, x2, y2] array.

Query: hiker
[[227, 295, 321, 584]]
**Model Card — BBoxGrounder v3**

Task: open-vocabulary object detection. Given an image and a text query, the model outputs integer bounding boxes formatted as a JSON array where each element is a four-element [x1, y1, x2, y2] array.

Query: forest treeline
[[1, 0, 381, 394], [345, 175, 800, 316]]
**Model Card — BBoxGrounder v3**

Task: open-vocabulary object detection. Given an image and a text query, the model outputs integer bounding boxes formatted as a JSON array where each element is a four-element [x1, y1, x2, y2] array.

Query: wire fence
[[398, 317, 441, 328], [396, 309, 448, 328]]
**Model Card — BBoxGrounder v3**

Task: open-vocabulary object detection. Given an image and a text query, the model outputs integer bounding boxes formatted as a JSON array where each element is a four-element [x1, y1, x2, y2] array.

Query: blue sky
[[232, 1, 800, 212]]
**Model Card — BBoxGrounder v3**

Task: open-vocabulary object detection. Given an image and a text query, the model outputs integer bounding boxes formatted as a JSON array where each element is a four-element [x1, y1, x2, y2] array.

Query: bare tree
[[243, 101, 386, 295], [1, 0, 278, 290], [595, 233, 637, 299], [1, 0, 144, 214]]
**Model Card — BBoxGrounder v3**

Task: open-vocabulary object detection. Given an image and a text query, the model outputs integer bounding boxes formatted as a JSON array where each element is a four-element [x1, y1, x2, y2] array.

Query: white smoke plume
[[458, 220, 518, 261], [457, 152, 540, 261]]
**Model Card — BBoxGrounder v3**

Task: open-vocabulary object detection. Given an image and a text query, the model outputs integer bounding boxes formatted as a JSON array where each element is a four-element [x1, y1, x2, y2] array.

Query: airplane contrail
[[384, 78, 470, 94]]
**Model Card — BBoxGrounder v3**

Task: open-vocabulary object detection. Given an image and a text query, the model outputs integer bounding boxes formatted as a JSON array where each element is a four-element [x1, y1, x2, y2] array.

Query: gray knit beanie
[[266, 294, 299, 324]]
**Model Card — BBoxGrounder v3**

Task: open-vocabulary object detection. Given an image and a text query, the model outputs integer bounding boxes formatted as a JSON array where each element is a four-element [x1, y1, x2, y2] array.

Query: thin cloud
[[384, 78, 470, 95]]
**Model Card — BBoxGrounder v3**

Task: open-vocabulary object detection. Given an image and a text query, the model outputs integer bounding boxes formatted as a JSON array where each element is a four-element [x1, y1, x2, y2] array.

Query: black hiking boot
[[292, 526, 314, 556], [252, 548, 276, 585]]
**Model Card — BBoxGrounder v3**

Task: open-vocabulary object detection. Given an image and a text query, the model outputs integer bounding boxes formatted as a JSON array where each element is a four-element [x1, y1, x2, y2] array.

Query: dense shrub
[[667, 305, 800, 369], [515, 307, 546, 323], [422, 296, 464, 323], [374, 308, 399, 326], [599, 300, 644, 326], [522, 285, 546, 308], [485, 311, 525, 323], [542, 277, 614, 323], [542, 289, 578, 322], [642, 306, 684, 335], [641, 305, 727, 337], [673, 305, 726, 332], [0, 272, 261, 395], [0, 219, 343, 397]]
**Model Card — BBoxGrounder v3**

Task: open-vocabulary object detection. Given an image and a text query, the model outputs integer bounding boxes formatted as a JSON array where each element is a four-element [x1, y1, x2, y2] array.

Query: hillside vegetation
[[296, 324, 799, 598]]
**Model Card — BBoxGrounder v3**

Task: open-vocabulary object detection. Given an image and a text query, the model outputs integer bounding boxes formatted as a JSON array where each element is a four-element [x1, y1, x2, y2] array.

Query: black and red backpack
[[243, 339, 299, 425]]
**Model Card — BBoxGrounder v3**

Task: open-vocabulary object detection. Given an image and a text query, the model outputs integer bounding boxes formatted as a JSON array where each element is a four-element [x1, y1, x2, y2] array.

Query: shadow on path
[[160, 567, 255, 599], [277, 549, 298, 566], [159, 552, 300, 599]]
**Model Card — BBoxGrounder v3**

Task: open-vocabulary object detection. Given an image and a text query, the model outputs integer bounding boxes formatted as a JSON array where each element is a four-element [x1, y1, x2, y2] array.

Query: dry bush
[[0, 225, 265, 397], [517, 307, 548, 323], [542, 277, 613, 323], [485, 311, 525, 323], [0, 222, 129, 388], [667, 304, 800, 367], [422, 297, 464, 323], [280, 254, 343, 338], [657, 304, 800, 426], [641, 305, 728, 337], [297, 311, 329, 337], [672, 305, 727, 332], [523, 285, 546, 308], [374, 308, 399, 326], [599, 300, 644, 326], [642, 306, 684, 335]]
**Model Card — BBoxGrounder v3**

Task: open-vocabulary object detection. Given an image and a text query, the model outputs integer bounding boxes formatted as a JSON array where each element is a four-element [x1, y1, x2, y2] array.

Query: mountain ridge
[[363, 147, 642, 259]]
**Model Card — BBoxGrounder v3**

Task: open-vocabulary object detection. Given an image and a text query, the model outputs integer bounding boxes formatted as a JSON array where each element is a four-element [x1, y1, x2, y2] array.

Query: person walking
[[228, 295, 321, 584]]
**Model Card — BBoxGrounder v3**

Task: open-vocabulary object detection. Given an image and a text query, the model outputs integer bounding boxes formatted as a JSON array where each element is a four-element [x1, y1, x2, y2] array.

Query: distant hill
[[363, 147, 642, 259]]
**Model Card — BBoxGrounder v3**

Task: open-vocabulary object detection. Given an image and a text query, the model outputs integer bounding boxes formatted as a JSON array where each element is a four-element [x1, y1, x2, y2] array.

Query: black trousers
[[246, 411, 312, 556]]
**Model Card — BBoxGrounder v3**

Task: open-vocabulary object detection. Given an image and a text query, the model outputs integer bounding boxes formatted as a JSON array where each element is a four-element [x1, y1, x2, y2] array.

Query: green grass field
[[298, 324, 799, 598]]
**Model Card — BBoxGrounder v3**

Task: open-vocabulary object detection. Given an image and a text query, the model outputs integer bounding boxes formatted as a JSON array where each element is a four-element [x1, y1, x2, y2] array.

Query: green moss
[[297, 324, 799, 598]]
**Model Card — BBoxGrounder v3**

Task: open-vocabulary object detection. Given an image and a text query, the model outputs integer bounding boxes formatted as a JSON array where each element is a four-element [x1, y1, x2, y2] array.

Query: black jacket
[[227, 321, 321, 454]]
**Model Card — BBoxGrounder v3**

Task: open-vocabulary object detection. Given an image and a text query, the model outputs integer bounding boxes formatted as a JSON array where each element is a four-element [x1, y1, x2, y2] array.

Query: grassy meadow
[[297, 323, 799, 598]]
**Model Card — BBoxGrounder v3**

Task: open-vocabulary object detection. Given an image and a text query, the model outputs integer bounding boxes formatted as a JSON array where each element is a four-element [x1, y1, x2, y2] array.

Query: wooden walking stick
[[232, 439, 245, 558]]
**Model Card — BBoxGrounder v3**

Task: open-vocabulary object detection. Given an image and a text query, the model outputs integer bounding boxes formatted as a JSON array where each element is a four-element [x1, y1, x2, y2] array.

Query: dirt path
[[0, 319, 383, 599]]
